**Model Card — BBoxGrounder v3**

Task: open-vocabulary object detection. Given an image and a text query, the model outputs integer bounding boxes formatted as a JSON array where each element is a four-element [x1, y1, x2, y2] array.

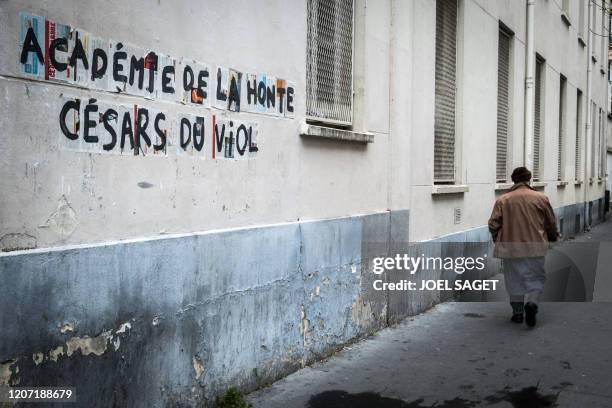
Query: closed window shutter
[[575, 89, 582, 180], [533, 58, 543, 181], [496, 29, 510, 182], [306, 0, 354, 125], [558, 76, 566, 181], [591, 102, 596, 178], [434, 0, 458, 183], [598, 108, 603, 178]]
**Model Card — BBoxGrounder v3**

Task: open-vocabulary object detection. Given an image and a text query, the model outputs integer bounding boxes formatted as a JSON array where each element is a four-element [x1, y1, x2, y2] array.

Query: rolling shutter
[[496, 29, 510, 182], [558, 76, 566, 181], [533, 58, 543, 181], [575, 89, 582, 180], [591, 102, 596, 179], [306, 0, 354, 125], [434, 0, 458, 183]]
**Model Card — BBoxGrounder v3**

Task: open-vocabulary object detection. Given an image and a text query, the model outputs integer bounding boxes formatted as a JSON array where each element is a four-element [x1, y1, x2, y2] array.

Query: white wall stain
[[60, 322, 75, 333], [192, 355, 204, 380], [39, 195, 78, 238], [116, 322, 131, 334], [0, 359, 17, 386], [32, 352, 44, 365]]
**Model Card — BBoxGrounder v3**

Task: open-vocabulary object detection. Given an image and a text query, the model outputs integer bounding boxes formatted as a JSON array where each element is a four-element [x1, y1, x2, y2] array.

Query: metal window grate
[[533, 58, 544, 181], [579, 0, 586, 37], [306, 0, 354, 125], [591, 102, 596, 178], [496, 29, 511, 182], [558, 76, 566, 180], [598, 108, 603, 178], [434, 0, 458, 183], [575, 89, 582, 180]]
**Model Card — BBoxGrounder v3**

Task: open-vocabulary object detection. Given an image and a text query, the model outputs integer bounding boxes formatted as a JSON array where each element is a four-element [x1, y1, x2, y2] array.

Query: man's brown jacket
[[488, 182, 559, 258]]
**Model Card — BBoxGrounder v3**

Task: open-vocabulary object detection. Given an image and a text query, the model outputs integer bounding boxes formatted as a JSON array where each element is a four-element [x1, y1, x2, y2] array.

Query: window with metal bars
[[306, 0, 354, 126], [433, 0, 458, 184], [598, 107, 603, 178], [575, 89, 583, 180], [602, 1, 607, 67], [591, 102, 596, 179], [558, 75, 567, 181], [579, 0, 586, 39], [533, 57, 545, 181], [496, 27, 511, 182]]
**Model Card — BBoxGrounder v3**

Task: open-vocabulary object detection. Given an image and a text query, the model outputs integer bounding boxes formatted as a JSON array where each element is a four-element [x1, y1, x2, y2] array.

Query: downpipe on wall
[[584, 0, 593, 231], [524, 0, 535, 170]]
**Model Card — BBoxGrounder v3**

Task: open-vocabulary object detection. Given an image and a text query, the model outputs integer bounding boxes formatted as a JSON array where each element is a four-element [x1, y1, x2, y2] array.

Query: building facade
[[0, 0, 609, 405]]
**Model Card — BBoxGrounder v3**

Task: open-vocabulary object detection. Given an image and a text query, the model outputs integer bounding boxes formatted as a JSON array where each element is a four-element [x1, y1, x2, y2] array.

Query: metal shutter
[[533, 58, 543, 181], [598, 108, 603, 178], [306, 0, 354, 125], [599, 108, 607, 178], [591, 102, 596, 179], [558, 76, 566, 180], [434, 0, 458, 183], [496, 29, 510, 182], [575, 89, 582, 180]]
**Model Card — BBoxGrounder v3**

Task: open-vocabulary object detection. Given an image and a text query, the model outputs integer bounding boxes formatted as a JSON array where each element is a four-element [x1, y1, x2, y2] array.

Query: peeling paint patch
[[49, 346, 64, 362], [152, 315, 163, 326], [32, 352, 44, 365], [0, 359, 17, 386], [66, 330, 112, 357], [351, 297, 373, 328], [60, 322, 75, 333], [116, 322, 131, 334], [192, 355, 204, 380], [0, 233, 37, 252]]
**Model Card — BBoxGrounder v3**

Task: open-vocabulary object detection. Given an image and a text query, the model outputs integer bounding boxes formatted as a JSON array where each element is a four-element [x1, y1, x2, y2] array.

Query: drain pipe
[[584, 0, 593, 231], [524, 0, 536, 170]]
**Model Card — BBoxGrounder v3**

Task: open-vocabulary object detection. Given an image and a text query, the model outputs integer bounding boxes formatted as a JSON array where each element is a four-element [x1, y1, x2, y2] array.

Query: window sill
[[597, 178, 603, 184], [578, 35, 586, 47], [299, 123, 374, 143], [495, 182, 513, 191], [556, 180, 569, 188], [431, 184, 469, 195], [560, 12, 571, 27], [531, 181, 547, 189], [574, 180, 583, 186]]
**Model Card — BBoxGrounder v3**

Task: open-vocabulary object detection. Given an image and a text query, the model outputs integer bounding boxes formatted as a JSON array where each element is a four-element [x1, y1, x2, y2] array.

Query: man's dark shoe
[[511, 313, 524, 323], [524, 302, 538, 327]]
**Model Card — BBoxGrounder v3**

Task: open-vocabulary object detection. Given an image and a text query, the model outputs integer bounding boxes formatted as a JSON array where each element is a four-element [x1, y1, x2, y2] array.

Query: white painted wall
[[0, 0, 609, 250]]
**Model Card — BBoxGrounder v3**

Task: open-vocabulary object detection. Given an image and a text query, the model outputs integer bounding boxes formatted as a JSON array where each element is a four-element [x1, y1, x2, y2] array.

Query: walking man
[[488, 167, 559, 327]]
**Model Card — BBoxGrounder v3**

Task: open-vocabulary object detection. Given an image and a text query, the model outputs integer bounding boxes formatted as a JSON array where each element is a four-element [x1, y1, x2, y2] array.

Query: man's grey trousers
[[502, 257, 546, 310]]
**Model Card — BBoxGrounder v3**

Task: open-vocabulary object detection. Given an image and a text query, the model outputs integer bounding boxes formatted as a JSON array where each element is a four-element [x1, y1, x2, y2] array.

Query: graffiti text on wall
[[18, 12, 296, 158]]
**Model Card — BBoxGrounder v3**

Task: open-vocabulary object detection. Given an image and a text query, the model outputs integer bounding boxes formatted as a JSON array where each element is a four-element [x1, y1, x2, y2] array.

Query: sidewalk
[[248, 302, 612, 407], [247, 221, 612, 408]]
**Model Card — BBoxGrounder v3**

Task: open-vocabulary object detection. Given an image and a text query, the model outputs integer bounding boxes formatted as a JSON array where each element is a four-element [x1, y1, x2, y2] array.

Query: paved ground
[[248, 221, 612, 408], [248, 302, 612, 407]]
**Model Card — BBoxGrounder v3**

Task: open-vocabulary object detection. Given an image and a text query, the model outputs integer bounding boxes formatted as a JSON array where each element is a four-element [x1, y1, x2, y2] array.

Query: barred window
[[306, 0, 354, 125], [579, 0, 586, 39], [558, 75, 567, 181], [591, 102, 596, 179], [533, 57, 544, 181], [434, 0, 458, 183], [496, 27, 511, 182], [575, 89, 583, 181], [598, 107, 603, 178]]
